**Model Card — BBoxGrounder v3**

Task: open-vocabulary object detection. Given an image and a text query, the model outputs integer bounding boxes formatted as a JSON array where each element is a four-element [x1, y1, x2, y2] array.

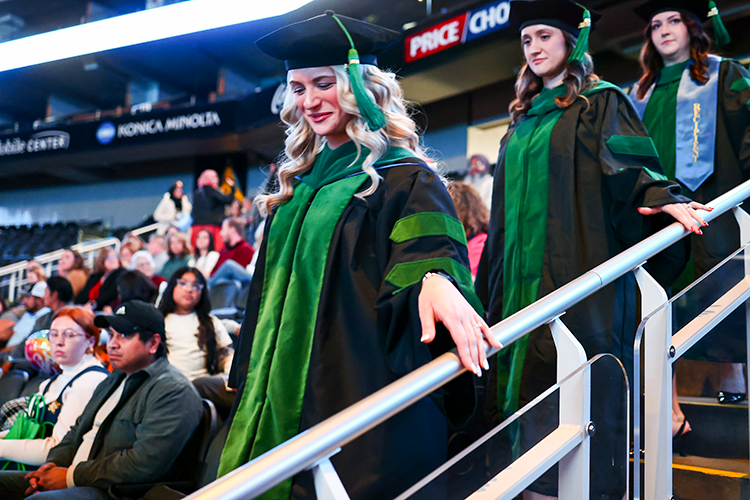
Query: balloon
[[24, 330, 61, 376]]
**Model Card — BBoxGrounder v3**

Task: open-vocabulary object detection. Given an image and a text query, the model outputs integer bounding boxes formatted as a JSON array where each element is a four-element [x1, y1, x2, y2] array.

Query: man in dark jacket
[[191, 169, 236, 252], [0, 300, 203, 500]]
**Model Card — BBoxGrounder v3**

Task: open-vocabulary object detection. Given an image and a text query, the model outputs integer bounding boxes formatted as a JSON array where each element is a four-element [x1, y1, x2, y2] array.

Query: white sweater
[[164, 312, 233, 381], [0, 355, 109, 466]]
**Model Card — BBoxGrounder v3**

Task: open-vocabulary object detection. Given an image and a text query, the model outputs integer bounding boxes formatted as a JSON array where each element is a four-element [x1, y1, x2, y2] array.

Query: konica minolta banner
[[0, 101, 239, 159], [405, 0, 510, 63]]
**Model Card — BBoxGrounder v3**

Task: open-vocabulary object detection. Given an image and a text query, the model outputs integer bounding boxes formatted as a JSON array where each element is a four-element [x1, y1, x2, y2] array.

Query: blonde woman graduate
[[476, 1, 710, 498], [217, 11, 500, 500]]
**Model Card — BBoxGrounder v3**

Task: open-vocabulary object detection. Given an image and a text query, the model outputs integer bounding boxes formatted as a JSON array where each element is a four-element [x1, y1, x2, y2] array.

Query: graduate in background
[[217, 12, 500, 500], [476, 1, 710, 498], [631, 0, 750, 440]]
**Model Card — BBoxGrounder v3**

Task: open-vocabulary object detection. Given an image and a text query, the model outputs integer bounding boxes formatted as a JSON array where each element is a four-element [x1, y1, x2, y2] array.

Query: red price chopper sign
[[405, 0, 510, 63]]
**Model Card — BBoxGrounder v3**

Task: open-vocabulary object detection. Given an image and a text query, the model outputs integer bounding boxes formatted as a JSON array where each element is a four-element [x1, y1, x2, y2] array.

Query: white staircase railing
[[181, 180, 750, 500], [633, 209, 750, 500]]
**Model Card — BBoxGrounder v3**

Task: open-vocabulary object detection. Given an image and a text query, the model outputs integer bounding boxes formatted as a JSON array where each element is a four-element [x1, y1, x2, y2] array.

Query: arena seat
[[0, 221, 84, 266], [0, 369, 29, 407]]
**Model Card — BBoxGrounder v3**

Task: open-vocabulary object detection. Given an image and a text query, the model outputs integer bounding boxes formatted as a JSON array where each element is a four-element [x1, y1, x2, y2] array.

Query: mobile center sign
[[405, 0, 510, 63]]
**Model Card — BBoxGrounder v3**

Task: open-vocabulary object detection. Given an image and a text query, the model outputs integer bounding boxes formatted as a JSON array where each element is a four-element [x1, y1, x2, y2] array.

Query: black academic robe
[[228, 160, 475, 500], [476, 87, 690, 498]]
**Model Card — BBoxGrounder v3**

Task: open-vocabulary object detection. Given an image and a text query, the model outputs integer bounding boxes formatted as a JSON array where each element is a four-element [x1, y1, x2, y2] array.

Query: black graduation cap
[[634, 0, 707, 21], [256, 11, 400, 71], [634, 0, 730, 45], [509, 0, 602, 36]]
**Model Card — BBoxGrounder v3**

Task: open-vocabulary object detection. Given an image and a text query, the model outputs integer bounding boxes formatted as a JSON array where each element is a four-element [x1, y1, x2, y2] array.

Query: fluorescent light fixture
[[0, 0, 314, 73]]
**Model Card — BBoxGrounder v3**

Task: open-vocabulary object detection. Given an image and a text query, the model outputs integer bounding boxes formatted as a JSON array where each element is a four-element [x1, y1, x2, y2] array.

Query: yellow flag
[[220, 166, 244, 202]]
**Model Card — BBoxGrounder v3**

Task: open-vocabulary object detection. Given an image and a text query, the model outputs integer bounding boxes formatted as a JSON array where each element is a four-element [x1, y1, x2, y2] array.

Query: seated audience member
[[0, 307, 109, 470], [26, 261, 47, 286], [188, 229, 220, 278], [4, 283, 50, 350], [32, 277, 74, 333], [74, 248, 125, 312], [160, 233, 192, 281], [147, 234, 168, 275], [447, 181, 490, 280], [159, 268, 234, 420], [131, 251, 167, 290], [0, 297, 18, 347], [117, 271, 158, 303], [119, 241, 139, 270], [207, 218, 254, 292], [0, 300, 203, 500], [154, 180, 192, 235], [191, 169, 236, 252], [56, 250, 89, 298]]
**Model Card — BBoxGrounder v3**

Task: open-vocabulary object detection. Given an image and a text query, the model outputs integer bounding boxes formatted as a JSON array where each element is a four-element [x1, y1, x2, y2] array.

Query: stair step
[[673, 456, 750, 500], [679, 396, 748, 459]]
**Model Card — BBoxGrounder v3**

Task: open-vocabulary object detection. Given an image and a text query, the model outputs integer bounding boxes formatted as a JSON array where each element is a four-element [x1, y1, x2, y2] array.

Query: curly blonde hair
[[510, 31, 599, 123], [259, 65, 429, 214]]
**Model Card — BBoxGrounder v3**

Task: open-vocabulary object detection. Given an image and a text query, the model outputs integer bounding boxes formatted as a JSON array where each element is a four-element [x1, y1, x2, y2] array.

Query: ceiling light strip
[[0, 0, 313, 73]]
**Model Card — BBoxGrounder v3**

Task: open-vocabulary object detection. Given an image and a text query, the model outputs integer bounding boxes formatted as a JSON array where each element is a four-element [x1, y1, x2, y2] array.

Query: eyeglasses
[[48, 329, 85, 341], [177, 280, 204, 292]]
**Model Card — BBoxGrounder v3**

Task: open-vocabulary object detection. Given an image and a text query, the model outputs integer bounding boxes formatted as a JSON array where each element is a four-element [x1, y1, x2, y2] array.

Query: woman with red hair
[[0, 306, 109, 470], [632, 0, 750, 435]]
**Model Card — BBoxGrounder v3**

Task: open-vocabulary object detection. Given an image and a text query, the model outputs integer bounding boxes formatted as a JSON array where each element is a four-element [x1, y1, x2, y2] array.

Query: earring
[[86, 346, 94, 355]]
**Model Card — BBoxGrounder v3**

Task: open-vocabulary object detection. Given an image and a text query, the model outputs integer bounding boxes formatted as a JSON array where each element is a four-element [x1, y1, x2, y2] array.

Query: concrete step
[[679, 396, 748, 459], [673, 456, 750, 500]]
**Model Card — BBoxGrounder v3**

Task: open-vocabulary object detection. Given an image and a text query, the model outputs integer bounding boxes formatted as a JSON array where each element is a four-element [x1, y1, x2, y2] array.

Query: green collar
[[658, 60, 690, 85], [527, 81, 620, 116], [527, 85, 567, 116], [300, 141, 416, 190]]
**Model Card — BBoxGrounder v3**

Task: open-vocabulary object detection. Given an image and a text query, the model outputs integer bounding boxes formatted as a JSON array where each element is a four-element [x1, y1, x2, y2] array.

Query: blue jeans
[[207, 259, 253, 289], [0, 471, 110, 500]]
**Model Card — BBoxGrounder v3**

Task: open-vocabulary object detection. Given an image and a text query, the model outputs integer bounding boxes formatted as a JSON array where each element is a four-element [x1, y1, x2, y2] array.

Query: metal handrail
[[186, 179, 750, 500]]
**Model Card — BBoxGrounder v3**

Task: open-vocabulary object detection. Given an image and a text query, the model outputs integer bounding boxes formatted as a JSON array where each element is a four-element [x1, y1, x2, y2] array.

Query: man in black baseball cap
[[0, 300, 202, 500]]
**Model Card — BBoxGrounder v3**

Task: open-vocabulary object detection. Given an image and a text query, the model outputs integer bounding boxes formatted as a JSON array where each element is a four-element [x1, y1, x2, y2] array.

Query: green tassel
[[330, 15, 387, 131], [347, 49, 387, 131], [567, 7, 591, 64], [708, 1, 731, 47], [567, 8, 591, 64]]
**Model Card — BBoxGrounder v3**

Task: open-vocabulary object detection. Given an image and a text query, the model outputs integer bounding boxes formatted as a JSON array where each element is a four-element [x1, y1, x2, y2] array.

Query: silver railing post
[[550, 317, 590, 500], [733, 206, 750, 477], [8, 270, 17, 302], [635, 265, 671, 500], [308, 450, 351, 500]]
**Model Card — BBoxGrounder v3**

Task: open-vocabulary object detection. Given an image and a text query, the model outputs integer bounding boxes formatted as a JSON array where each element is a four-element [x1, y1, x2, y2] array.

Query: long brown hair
[[447, 181, 490, 239], [510, 30, 599, 123], [92, 247, 121, 275], [637, 12, 711, 99], [64, 248, 89, 273]]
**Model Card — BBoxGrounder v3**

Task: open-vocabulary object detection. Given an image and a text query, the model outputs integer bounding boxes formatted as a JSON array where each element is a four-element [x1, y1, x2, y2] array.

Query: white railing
[[633, 208, 750, 500], [0, 222, 159, 302], [182, 180, 750, 500]]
